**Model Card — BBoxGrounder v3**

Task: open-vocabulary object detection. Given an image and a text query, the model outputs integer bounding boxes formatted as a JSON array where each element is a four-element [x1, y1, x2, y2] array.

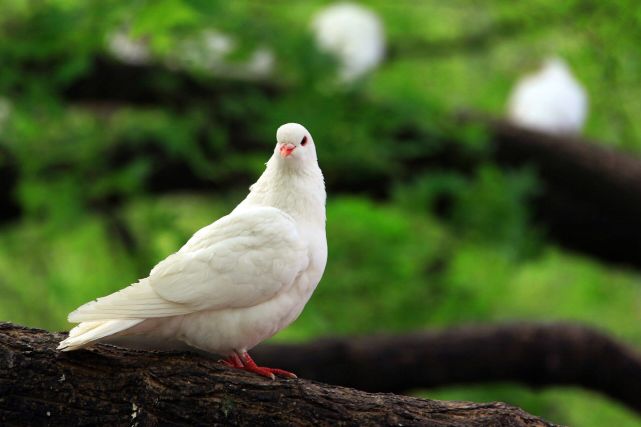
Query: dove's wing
[[150, 207, 309, 310], [69, 207, 309, 322]]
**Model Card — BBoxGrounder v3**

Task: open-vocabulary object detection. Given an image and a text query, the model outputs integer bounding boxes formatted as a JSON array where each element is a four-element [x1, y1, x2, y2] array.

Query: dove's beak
[[279, 144, 296, 158]]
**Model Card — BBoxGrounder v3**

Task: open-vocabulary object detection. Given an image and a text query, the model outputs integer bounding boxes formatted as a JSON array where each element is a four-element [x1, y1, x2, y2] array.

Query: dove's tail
[[57, 319, 143, 351]]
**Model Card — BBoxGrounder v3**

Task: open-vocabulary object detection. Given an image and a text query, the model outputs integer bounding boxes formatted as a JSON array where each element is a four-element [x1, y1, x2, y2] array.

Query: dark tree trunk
[[255, 322, 641, 415], [0, 323, 553, 426]]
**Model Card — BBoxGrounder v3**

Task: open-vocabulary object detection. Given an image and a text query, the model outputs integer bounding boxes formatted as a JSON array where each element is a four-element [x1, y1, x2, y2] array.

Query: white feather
[[149, 208, 308, 311], [66, 208, 307, 322], [66, 279, 192, 322], [58, 319, 142, 351]]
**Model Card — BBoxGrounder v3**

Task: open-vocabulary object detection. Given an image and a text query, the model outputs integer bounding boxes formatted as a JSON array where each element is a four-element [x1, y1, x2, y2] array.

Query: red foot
[[219, 351, 297, 380], [219, 353, 243, 368]]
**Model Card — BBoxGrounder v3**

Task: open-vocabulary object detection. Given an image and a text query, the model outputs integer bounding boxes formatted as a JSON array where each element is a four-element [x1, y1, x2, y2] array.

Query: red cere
[[280, 144, 296, 157]]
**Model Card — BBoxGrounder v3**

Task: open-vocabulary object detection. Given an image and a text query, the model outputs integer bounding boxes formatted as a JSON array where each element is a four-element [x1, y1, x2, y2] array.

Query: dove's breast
[[106, 214, 327, 356], [153, 224, 327, 355], [171, 274, 323, 355]]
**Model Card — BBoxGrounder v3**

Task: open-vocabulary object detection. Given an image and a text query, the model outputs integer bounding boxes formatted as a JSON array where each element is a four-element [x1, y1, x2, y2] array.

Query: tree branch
[[0, 323, 552, 426], [485, 118, 641, 268], [254, 322, 641, 414], [5, 58, 641, 269]]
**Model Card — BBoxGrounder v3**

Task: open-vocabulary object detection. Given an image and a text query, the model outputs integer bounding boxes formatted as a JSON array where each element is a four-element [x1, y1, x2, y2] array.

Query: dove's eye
[[300, 136, 308, 146]]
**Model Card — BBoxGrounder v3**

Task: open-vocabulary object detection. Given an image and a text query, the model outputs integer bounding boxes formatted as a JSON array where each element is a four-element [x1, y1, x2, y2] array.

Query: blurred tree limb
[[255, 322, 641, 415], [0, 323, 553, 426], [4, 57, 641, 269], [481, 117, 641, 268]]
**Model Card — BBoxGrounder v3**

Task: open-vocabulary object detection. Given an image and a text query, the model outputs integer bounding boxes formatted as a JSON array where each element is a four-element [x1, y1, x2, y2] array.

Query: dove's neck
[[240, 156, 326, 226]]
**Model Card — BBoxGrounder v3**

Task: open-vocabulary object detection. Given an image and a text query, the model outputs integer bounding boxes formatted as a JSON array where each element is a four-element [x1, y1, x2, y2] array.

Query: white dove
[[58, 123, 327, 379], [507, 57, 588, 135], [311, 2, 386, 83]]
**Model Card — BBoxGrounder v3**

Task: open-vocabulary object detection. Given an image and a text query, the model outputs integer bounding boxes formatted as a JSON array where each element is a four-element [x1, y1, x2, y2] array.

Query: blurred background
[[1, 0, 641, 425]]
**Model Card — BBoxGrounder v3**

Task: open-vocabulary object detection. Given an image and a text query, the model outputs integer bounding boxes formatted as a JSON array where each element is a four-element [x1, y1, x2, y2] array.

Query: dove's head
[[275, 123, 317, 166]]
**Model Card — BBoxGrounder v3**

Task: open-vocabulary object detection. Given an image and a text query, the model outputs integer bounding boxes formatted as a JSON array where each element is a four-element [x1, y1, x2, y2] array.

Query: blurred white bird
[[59, 123, 327, 379], [507, 57, 588, 135], [174, 29, 274, 79], [312, 2, 386, 83], [106, 28, 274, 79], [106, 30, 152, 66]]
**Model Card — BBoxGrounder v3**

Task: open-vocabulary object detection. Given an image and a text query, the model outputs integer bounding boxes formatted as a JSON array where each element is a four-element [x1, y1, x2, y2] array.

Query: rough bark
[[0, 323, 554, 427], [255, 322, 641, 415]]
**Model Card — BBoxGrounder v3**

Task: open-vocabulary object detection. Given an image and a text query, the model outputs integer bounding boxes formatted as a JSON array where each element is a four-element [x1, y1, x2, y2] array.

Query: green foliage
[[394, 165, 541, 259], [451, 165, 540, 255], [427, 386, 641, 427], [1, 1, 641, 425]]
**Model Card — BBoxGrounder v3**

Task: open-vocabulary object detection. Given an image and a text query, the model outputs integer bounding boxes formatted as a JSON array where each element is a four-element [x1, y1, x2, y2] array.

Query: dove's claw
[[219, 353, 244, 369], [243, 365, 276, 380], [264, 368, 297, 379], [219, 359, 234, 368], [227, 351, 297, 380]]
